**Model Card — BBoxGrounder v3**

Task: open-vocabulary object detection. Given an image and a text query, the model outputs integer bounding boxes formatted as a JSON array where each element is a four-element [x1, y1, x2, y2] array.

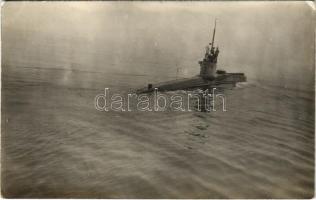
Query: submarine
[[137, 20, 246, 94]]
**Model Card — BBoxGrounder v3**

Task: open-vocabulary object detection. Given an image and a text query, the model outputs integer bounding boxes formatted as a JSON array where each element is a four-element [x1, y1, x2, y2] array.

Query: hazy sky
[[2, 2, 315, 88]]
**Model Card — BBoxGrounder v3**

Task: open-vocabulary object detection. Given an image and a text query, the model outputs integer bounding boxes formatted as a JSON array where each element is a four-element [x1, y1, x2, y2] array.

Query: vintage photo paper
[[1, 1, 315, 198]]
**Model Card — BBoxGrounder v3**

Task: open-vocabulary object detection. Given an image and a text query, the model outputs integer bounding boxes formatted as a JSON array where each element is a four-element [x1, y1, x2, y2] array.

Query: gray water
[[2, 65, 314, 198]]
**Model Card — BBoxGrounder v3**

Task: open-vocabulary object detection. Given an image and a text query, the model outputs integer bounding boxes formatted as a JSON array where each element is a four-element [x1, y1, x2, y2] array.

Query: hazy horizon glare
[[2, 1, 314, 90]]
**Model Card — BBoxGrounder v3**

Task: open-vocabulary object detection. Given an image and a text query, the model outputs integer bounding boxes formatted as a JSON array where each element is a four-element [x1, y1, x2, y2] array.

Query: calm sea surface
[[2, 66, 314, 198]]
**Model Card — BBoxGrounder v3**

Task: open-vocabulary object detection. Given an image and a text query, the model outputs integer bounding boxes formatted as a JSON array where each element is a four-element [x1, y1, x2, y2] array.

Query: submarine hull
[[137, 73, 246, 93]]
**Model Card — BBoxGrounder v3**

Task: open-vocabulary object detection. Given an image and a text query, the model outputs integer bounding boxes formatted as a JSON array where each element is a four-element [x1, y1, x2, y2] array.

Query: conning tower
[[199, 19, 219, 80]]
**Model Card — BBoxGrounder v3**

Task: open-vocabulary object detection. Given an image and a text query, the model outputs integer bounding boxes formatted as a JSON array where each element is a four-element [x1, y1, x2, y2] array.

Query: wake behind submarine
[[137, 20, 246, 94]]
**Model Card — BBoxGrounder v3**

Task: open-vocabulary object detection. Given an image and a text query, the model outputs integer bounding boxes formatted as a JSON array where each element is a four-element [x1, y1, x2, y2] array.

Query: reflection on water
[[2, 66, 314, 198]]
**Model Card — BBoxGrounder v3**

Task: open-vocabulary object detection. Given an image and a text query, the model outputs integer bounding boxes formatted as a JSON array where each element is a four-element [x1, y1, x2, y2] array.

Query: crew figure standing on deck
[[214, 47, 219, 62]]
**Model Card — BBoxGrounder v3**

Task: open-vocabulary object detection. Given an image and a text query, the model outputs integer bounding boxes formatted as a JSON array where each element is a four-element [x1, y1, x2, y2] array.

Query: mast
[[210, 19, 217, 50]]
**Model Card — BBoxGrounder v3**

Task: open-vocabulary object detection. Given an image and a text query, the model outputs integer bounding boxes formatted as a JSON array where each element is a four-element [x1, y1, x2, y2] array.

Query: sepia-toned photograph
[[1, 1, 315, 198]]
